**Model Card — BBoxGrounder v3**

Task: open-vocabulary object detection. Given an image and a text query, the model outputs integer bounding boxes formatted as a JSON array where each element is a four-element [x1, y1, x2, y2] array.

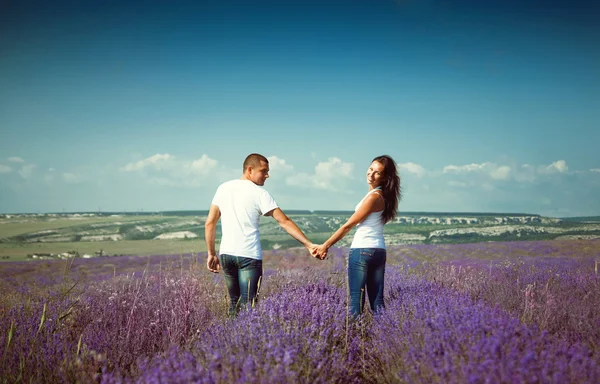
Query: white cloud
[[19, 164, 36, 179], [590, 168, 600, 173], [286, 157, 354, 191], [489, 165, 511, 180], [543, 160, 568, 174], [119, 153, 223, 187], [443, 162, 511, 180], [443, 163, 486, 173], [441, 160, 573, 184], [190, 154, 218, 175], [316, 157, 353, 177], [267, 156, 294, 173], [398, 162, 426, 178], [0, 164, 12, 173], [8, 157, 24, 163], [442, 159, 584, 187], [121, 153, 173, 172], [314, 157, 353, 189]]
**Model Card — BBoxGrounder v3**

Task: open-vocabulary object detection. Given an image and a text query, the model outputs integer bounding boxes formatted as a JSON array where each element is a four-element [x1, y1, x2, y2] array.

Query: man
[[205, 153, 319, 316]]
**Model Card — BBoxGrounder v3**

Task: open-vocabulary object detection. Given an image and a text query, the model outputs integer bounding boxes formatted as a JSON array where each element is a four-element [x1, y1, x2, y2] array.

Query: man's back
[[212, 179, 278, 260]]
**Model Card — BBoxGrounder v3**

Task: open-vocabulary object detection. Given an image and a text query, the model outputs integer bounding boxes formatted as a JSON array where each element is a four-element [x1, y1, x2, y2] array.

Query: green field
[[0, 239, 207, 260], [1, 212, 599, 262], [0, 215, 158, 239], [0, 214, 337, 261]]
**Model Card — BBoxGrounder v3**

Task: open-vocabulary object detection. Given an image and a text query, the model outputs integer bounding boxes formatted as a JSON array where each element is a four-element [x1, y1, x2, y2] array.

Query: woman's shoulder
[[361, 190, 384, 206], [368, 189, 384, 199]]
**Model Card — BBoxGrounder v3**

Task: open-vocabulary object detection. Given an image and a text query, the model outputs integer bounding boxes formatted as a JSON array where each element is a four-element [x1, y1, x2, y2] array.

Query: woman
[[314, 155, 401, 318]]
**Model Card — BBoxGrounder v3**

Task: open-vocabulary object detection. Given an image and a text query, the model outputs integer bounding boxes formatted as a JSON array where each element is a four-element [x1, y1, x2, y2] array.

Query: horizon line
[[1, 210, 553, 218]]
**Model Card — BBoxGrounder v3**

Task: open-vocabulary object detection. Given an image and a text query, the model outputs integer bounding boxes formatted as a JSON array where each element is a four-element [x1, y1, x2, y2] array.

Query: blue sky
[[1, 0, 599, 217]]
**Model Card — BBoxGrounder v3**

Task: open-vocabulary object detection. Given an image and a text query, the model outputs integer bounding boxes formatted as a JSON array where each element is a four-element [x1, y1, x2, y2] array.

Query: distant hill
[[561, 216, 600, 222], [391, 212, 540, 217], [2, 211, 599, 261]]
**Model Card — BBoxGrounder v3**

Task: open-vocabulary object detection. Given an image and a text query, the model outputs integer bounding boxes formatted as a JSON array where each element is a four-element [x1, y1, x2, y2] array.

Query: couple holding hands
[[205, 153, 401, 318]]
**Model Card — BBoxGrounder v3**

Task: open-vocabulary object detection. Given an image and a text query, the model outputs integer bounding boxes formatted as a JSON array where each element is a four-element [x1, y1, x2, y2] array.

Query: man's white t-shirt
[[211, 179, 278, 260]]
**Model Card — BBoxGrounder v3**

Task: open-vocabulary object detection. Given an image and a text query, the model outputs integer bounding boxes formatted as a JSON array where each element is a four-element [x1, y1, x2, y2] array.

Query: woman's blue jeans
[[220, 254, 263, 317], [348, 248, 386, 319]]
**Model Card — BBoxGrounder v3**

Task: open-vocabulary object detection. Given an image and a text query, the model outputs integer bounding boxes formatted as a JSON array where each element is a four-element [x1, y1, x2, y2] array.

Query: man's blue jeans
[[348, 248, 386, 318], [220, 254, 263, 316]]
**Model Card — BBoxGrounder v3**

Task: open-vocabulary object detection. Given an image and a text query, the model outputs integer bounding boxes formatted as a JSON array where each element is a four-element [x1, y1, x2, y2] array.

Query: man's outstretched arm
[[205, 204, 221, 272], [266, 208, 318, 256]]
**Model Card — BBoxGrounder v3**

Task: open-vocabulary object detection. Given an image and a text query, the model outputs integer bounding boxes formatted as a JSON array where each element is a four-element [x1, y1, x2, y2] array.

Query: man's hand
[[207, 254, 220, 273]]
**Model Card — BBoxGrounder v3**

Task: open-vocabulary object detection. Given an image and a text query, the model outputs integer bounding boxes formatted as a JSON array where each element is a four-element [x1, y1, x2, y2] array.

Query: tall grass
[[0, 240, 599, 383]]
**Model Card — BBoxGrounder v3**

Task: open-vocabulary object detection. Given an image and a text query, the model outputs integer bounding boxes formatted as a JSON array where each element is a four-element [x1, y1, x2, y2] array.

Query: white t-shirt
[[350, 189, 386, 249], [211, 179, 279, 260]]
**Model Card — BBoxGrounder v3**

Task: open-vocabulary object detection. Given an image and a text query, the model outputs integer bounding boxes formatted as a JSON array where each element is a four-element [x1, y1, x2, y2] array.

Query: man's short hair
[[243, 153, 268, 172]]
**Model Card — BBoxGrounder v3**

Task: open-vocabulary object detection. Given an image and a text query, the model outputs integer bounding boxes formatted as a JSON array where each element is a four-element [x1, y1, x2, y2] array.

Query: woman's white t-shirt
[[350, 189, 385, 249]]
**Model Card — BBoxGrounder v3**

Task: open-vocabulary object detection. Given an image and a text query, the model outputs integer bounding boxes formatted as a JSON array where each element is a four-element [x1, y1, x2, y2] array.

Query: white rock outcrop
[[154, 231, 198, 240]]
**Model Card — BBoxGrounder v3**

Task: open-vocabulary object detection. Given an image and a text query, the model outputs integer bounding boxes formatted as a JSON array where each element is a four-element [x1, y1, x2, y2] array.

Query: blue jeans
[[348, 248, 386, 318], [220, 254, 263, 317]]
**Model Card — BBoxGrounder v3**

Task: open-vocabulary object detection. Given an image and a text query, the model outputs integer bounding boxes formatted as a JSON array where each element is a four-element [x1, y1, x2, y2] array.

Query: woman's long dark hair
[[373, 155, 401, 224]]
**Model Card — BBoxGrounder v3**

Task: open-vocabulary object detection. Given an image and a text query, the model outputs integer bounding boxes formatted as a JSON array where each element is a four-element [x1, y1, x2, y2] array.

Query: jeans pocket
[[238, 257, 262, 270], [359, 248, 375, 257], [349, 248, 362, 261]]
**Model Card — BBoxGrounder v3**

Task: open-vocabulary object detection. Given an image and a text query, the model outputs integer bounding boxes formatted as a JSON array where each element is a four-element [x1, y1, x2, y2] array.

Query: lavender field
[[1, 240, 599, 383]]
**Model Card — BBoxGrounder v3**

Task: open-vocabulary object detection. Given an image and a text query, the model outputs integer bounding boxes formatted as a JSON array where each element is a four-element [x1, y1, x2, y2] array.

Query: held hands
[[310, 244, 329, 260], [207, 254, 220, 273], [307, 244, 319, 260], [306, 243, 327, 260]]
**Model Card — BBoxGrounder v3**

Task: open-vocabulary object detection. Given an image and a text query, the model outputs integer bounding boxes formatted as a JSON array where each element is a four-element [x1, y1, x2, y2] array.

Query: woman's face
[[366, 161, 385, 188]]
